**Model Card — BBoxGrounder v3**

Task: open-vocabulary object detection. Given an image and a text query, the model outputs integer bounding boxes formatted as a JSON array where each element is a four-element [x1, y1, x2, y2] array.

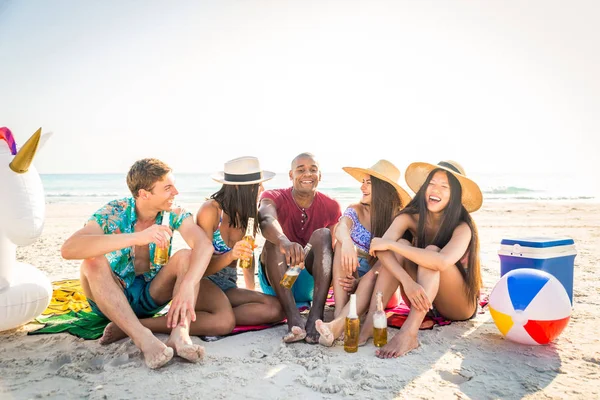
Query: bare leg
[[226, 288, 284, 326], [332, 241, 350, 318], [100, 278, 236, 344], [262, 242, 306, 343], [80, 257, 173, 369], [358, 263, 403, 346], [304, 228, 334, 344], [376, 265, 439, 358], [315, 267, 379, 346], [147, 250, 205, 363]]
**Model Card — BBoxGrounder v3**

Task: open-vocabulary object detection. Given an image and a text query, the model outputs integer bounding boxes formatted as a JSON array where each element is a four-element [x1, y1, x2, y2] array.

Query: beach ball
[[488, 268, 571, 345]]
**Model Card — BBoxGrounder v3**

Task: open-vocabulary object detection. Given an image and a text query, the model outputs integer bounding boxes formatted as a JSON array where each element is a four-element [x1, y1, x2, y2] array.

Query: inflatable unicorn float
[[0, 127, 53, 331]]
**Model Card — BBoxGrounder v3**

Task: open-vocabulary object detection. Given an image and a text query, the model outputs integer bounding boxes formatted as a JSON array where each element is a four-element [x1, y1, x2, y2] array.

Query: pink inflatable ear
[[0, 127, 18, 155]]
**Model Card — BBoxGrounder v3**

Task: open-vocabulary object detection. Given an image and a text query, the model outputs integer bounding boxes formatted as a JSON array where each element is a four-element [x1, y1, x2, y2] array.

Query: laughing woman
[[360, 160, 483, 358], [331, 160, 411, 317]]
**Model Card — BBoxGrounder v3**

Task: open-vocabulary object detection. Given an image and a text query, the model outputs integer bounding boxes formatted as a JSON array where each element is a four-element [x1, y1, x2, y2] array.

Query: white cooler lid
[[498, 238, 577, 259]]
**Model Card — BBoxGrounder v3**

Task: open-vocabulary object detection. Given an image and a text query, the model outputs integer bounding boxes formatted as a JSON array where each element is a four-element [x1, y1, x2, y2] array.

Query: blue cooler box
[[498, 237, 576, 305]]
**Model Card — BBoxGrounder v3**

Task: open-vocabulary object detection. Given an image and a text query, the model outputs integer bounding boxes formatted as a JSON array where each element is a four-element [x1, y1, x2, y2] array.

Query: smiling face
[[360, 176, 372, 205], [289, 154, 321, 195], [425, 170, 452, 213], [142, 172, 179, 211]]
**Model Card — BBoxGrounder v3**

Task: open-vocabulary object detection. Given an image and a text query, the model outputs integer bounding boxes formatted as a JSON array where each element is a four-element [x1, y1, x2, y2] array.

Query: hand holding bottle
[[137, 224, 172, 249], [232, 240, 254, 263], [279, 238, 306, 269]]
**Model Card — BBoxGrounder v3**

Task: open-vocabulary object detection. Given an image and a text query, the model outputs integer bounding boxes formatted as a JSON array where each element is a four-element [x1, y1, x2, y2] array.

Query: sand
[[1, 201, 599, 399]]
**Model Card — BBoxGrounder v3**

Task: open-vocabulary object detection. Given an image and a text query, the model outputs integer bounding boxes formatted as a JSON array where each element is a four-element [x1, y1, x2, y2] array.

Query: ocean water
[[40, 172, 598, 207]]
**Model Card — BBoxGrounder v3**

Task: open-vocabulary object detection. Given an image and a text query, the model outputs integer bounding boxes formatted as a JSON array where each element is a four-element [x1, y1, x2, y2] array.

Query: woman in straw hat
[[314, 160, 412, 346], [195, 156, 284, 329], [333, 160, 411, 316], [359, 160, 483, 358]]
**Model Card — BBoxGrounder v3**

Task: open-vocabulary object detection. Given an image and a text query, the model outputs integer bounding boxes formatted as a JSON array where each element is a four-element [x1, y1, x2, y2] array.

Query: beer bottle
[[236, 217, 255, 269], [280, 243, 312, 289], [373, 291, 388, 347], [344, 293, 359, 353], [154, 211, 171, 265]]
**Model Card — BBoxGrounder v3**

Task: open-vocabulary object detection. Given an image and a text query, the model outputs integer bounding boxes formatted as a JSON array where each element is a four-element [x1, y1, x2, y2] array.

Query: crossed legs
[[81, 250, 210, 368]]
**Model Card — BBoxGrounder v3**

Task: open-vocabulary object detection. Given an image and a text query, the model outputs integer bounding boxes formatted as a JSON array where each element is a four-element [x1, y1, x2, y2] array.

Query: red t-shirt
[[261, 187, 342, 247]]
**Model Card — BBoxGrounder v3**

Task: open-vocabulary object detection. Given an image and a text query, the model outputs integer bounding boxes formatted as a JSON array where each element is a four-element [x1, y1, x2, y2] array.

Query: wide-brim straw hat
[[405, 160, 483, 212], [342, 159, 412, 207], [212, 156, 275, 185]]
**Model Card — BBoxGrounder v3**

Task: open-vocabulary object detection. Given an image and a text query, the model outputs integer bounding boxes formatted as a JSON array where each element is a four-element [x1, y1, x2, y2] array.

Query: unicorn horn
[[9, 128, 42, 173]]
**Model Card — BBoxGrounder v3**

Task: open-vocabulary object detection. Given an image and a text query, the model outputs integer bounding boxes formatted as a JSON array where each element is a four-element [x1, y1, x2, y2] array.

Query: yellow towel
[[42, 279, 92, 315]]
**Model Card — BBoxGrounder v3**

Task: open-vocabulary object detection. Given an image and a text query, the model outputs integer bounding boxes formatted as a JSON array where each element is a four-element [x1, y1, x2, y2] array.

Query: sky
[[0, 1, 598, 181]]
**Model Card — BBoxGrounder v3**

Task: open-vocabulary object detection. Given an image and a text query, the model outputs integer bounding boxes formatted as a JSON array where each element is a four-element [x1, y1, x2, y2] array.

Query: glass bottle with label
[[154, 211, 170, 265], [373, 291, 388, 347], [344, 293, 359, 353], [280, 243, 312, 289], [236, 217, 255, 269]]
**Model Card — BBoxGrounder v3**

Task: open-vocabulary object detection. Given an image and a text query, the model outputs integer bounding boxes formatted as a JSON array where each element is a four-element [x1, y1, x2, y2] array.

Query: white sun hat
[[211, 156, 276, 185]]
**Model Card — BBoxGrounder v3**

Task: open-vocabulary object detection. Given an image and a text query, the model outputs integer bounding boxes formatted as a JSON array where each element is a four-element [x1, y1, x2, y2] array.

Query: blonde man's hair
[[127, 158, 172, 198]]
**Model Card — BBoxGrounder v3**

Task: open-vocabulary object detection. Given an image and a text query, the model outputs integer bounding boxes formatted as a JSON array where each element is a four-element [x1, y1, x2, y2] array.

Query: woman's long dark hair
[[369, 176, 404, 265], [399, 169, 481, 304], [209, 183, 260, 235]]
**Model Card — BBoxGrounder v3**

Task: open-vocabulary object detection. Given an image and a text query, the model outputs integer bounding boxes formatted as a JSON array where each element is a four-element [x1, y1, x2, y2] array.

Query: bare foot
[[283, 326, 307, 343], [315, 320, 334, 347], [420, 319, 435, 330], [99, 322, 127, 345], [358, 322, 373, 347], [304, 314, 323, 344], [375, 330, 418, 359], [166, 326, 205, 363], [139, 334, 174, 369]]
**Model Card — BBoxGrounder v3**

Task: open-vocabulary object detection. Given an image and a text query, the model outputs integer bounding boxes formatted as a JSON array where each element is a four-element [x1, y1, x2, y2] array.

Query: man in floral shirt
[[61, 158, 213, 369]]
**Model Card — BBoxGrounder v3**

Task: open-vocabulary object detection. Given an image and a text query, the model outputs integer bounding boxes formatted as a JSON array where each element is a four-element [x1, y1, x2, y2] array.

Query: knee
[[80, 257, 110, 278], [215, 309, 236, 335], [425, 245, 441, 252], [171, 249, 192, 272], [265, 296, 284, 321], [398, 238, 412, 246], [312, 228, 332, 246]]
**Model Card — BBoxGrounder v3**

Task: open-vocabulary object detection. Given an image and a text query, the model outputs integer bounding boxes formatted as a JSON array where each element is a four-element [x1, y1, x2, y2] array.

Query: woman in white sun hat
[[360, 160, 483, 358], [314, 159, 412, 347], [194, 156, 284, 330]]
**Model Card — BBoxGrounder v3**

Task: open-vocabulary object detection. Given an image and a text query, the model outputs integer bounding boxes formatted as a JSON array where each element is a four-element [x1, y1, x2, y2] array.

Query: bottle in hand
[[154, 211, 171, 265], [236, 217, 255, 269], [344, 293, 359, 353], [373, 291, 388, 347], [280, 243, 312, 289]]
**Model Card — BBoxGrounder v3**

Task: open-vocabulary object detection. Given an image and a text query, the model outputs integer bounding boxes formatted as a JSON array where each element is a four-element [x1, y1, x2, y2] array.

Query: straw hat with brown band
[[342, 159, 412, 207], [404, 160, 483, 213]]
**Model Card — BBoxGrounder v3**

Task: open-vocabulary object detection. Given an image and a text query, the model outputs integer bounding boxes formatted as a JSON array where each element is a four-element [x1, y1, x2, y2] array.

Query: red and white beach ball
[[489, 268, 571, 345]]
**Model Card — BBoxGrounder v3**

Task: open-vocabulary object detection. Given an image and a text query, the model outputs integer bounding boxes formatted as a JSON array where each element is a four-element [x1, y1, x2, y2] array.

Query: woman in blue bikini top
[[331, 159, 412, 317]]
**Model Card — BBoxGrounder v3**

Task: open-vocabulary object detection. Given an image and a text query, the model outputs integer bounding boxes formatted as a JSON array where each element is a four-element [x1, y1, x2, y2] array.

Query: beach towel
[[42, 279, 93, 315], [326, 287, 489, 330], [29, 279, 284, 340]]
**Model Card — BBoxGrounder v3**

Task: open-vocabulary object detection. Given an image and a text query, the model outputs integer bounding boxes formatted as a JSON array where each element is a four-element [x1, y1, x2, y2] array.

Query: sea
[[41, 172, 598, 207]]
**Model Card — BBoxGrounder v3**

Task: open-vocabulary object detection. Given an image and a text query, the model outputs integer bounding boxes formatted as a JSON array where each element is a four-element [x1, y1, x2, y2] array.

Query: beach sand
[[2, 201, 599, 399]]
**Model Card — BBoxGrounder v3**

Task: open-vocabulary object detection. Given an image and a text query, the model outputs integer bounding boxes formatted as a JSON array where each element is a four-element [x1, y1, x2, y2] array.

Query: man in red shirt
[[258, 153, 341, 343]]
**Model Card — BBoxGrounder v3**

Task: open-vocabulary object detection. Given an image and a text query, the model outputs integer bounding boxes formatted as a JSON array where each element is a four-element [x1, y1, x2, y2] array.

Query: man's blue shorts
[[88, 275, 168, 318], [258, 259, 314, 304]]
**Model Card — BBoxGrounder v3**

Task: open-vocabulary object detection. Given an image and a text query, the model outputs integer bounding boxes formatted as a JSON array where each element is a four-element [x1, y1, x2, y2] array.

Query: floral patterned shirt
[[88, 197, 191, 289]]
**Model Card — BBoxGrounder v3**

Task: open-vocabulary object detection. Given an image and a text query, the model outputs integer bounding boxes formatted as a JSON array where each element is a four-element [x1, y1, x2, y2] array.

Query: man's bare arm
[[258, 198, 289, 247]]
